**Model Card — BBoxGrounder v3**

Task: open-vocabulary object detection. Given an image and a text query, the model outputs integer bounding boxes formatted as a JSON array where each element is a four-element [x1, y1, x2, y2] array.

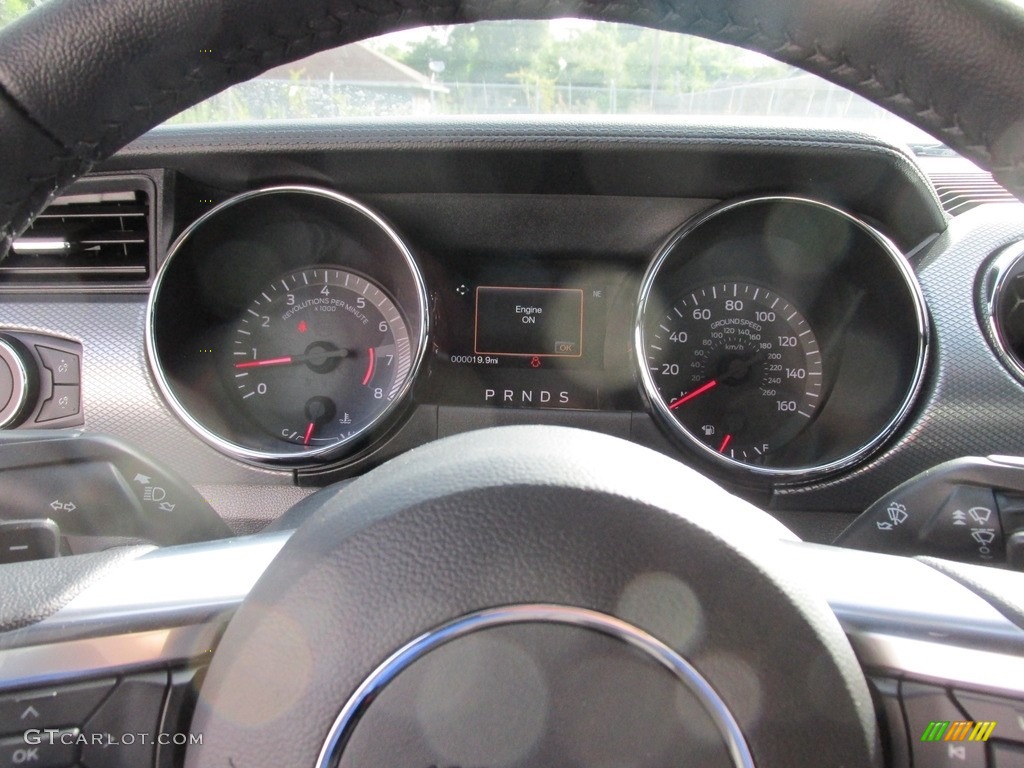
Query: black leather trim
[[0, 0, 1022, 255], [0, 90, 90, 253], [0, 545, 155, 636]]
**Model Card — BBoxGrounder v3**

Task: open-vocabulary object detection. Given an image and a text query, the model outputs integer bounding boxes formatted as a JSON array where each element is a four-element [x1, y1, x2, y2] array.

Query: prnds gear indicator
[[474, 286, 584, 357]]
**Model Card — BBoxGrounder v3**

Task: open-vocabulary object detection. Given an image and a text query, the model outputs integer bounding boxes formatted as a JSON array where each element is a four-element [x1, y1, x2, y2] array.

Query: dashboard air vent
[[982, 242, 1024, 383], [2, 175, 155, 291], [928, 172, 1017, 215]]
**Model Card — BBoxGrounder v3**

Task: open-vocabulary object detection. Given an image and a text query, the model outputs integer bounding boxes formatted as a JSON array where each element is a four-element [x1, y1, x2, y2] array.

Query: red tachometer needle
[[234, 347, 351, 370], [668, 379, 718, 410], [235, 355, 293, 369], [303, 421, 316, 446]]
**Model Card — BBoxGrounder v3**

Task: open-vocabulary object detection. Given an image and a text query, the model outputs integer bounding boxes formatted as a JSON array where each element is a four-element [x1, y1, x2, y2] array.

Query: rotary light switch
[[0, 331, 82, 430], [0, 335, 35, 428]]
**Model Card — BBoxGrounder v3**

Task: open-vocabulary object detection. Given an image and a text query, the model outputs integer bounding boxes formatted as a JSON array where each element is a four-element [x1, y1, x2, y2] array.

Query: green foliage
[[387, 21, 792, 114], [0, 0, 44, 27]]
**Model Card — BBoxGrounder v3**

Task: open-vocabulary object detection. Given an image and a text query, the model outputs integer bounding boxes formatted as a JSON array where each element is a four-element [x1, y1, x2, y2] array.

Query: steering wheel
[[3, 0, 1024, 766]]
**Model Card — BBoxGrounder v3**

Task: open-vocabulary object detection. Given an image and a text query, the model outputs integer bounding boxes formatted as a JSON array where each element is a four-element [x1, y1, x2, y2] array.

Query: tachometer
[[644, 282, 822, 464], [230, 267, 412, 448], [147, 186, 428, 467]]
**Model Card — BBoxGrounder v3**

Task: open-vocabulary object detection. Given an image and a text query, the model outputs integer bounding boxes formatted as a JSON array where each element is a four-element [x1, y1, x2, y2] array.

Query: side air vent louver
[[982, 242, 1024, 384], [3, 175, 156, 292], [928, 172, 1017, 215]]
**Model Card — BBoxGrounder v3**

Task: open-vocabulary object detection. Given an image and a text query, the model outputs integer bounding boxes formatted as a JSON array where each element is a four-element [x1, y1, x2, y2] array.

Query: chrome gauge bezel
[[146, 186, 429, 467], [980, 240, 1024, 384], [635, 196, 930, 480]]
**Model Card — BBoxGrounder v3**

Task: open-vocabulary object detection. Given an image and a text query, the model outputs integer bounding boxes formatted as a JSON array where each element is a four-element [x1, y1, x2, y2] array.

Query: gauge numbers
[[231, 267, 412, 450], [644, 282, 822, 466]]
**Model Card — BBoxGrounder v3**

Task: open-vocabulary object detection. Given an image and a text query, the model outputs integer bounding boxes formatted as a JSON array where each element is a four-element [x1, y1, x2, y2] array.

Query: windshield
[[0, 7, 938, 147], [176, 22, 930, 140]]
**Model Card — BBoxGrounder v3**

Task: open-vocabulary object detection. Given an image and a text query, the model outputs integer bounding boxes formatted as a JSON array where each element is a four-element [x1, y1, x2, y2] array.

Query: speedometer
[[635, 197, 929, 480], [645, 282, 823, 463]]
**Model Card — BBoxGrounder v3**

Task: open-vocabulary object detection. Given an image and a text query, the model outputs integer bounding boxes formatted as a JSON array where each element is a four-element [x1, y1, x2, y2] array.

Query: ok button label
[[11, 747, 38, 765], [0, 732, 77, 768]]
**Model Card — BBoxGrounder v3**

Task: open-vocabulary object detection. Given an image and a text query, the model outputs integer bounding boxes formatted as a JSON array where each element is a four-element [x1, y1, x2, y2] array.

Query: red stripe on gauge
[[717, 434, 732, 453], [668, 379, 717, 410], [235, 356, 293, 369], [362, 347, 376, 386]]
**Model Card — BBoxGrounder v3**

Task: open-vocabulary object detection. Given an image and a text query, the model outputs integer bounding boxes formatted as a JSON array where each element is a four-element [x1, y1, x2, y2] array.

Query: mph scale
[[642, 281, 823, 466]]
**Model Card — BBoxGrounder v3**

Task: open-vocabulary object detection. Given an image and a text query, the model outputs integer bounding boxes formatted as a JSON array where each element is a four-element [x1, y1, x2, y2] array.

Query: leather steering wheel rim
[[185, 426, 881, 768], [1, 0, 1024, 254]]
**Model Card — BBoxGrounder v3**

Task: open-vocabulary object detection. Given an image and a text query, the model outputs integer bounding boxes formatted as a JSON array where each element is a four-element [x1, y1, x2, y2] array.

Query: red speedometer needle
[[303, 421, 316, 446], [668, 379, 718, 410]]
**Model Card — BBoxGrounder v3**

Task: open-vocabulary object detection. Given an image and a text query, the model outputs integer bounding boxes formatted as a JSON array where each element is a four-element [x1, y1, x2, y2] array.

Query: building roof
[[260, 42, 445, 92]]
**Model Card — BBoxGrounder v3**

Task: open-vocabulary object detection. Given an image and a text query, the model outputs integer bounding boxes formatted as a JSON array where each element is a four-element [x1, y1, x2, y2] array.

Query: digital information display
[[474, 286, 584, 357]]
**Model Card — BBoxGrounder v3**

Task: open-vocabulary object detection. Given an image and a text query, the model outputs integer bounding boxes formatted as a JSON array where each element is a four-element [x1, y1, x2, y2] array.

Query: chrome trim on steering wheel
[[314, 604, 755, 768]]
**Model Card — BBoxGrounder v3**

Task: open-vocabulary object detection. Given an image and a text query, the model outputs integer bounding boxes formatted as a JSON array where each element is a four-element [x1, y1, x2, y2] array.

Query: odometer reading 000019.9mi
[[231, 267, 412, 452], [643, 282, 823, 467]]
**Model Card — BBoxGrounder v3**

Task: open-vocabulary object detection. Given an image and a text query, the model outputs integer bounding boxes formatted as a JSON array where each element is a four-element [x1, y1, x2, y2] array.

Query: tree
[[387, 21, 792, 114], [394, 22, 550, 84], [0, 0, 44, 27]]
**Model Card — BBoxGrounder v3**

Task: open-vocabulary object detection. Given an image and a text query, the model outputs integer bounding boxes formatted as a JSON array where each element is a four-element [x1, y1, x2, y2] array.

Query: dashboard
[[3, 119, 1024, 541], [6, 0, 1024, 764]]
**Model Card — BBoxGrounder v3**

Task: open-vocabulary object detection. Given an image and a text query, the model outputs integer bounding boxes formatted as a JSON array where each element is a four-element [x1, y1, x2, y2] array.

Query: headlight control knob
[[0, 335, 35, 428]]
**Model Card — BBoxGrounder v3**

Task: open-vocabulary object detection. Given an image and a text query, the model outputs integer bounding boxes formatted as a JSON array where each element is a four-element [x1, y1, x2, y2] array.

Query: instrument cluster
[[147, 188, 928, 483]]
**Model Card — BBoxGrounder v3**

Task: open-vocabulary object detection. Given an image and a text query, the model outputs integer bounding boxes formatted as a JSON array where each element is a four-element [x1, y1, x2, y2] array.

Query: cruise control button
[[902, 682, 986, 767], [33, 347, 79, 387], [0, 680, 114, 735], [81, 672, 167, 768], [35, 386, 79, 423]]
